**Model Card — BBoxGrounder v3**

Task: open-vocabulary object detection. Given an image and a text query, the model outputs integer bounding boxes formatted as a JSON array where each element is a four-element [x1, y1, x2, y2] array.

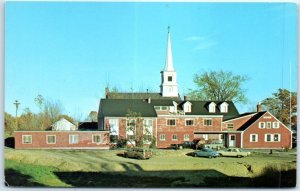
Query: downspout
[[241, 131, 244, 148], [156, 118, 158, 147]]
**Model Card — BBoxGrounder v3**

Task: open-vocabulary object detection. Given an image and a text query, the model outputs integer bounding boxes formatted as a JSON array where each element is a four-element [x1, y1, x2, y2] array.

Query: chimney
[[105, 87, 110, 99], [257, 102, 262, 112], [147, 97, 151, 104], [184, 96, 189, 101]]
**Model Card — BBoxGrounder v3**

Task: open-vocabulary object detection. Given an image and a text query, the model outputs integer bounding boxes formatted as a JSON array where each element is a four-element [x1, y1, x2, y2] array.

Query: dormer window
[[220, 102, 229, 113], [209, 102, 216, 113], [183, 101, 192, 113]]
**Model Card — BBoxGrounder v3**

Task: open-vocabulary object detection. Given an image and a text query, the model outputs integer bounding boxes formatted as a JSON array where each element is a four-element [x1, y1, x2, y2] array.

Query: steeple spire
[[164, 26, 174, 71], [160, 26, 178, 97]]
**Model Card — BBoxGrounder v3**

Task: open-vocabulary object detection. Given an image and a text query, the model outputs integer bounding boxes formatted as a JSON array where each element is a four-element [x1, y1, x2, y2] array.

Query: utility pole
[[13, 100, 20, 129]]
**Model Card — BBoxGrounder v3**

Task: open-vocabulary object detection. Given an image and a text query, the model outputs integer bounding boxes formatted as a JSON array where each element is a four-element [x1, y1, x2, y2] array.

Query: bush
[[116, 138, 127, 148]]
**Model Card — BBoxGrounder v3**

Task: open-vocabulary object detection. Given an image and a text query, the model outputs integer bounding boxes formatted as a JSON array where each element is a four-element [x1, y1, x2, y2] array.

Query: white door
[[229, 135, 236, 147]]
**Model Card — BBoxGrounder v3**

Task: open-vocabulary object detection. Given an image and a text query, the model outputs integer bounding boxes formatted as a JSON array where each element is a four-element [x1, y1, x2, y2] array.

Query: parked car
[[124, 148, 152, 159], [192, 148, 219, 158], [218, 148, 251, 158], [198, 140, 224, 150], [182, 141, 195, 149]]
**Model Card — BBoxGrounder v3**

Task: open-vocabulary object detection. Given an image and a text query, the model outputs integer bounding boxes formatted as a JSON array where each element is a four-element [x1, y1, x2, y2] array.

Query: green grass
[[5, 160, 70, 187], [4, 148, 297, 187]]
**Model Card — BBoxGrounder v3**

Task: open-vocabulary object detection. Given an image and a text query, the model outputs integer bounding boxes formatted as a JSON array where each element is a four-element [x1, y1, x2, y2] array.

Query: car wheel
[[137, 156, 142, 160], [124, 153, 127, 158], [219, 154, 223, 157], [237, 155, 242, 158], [208, 155, 212, 159], [193, 153, 197, 157]]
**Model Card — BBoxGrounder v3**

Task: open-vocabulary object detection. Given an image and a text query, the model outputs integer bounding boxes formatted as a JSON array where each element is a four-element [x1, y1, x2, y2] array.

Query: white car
[[218, 148, 251, 158]]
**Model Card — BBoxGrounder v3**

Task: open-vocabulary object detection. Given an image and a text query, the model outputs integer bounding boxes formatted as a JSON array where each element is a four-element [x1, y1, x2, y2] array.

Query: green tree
[[188, 70, 248, 103], [262, 89, 297, 126], [4, 112, 15, 136], [125, 109, 155, 148]]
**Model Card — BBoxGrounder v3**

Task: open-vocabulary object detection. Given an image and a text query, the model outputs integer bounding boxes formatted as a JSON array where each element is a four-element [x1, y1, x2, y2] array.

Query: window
[[265, 134, 272, 142], [209, 102, 216, 113], [47, 135, 56, 144], [154, 106, 160, 110], [274, 134, 281, 142], [167, 119, 176, 126], [69, 135, 79, 144], [259, 122, 265, 129], [204, 119, 212, 126], [92, 135, 101, 143], [168, 76, 172, 82], [160, 134, 166, 141], [143, 119, 153, 135], [183, 102, 192, 113], [220, 102, 229, 113], [22, 135, 32, 144], [161, 106, 168, 110], [172, 134, 178, 141], [109, 119, 119, 135], [126, 119, 136, 136], [267, 122, 272, 129], [185, 119, 194, 126], [184, 134, 190, 141], [273, 122, 279, 129], [227, 123, 234, 128], [250, 134, 258, 142]]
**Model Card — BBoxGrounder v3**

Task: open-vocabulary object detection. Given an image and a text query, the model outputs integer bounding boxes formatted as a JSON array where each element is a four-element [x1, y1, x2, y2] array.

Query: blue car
[[193, 148, 219, 158]]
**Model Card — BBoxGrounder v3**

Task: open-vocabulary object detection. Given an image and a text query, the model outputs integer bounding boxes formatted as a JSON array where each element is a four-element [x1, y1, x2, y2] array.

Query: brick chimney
[[257, 102, 262, 112]]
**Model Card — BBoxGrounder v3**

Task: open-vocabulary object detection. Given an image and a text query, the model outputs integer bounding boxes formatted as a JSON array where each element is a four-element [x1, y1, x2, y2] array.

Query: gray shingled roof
[[100, 98, 239, 120], [107, 92, 181, 101], [100, 99, 157, 117], [182, 101, 239, 120]]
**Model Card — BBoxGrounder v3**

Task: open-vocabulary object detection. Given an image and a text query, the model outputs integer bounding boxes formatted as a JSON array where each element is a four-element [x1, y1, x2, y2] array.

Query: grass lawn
[[4, 147, 297, 188]]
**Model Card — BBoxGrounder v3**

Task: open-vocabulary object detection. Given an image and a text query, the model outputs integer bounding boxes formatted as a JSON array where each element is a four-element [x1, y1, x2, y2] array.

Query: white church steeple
[[160, 27, 179, 97]]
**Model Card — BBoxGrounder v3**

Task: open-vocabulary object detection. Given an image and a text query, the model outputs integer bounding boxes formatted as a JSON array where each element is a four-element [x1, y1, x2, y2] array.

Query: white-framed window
[[69, 134, 79, 144], [264, 134, 272, 142], [46, 135, 56, 144], [172, 134, 178, 141], [22, 135, 32, 144], [184, 134, 190, 141], [273, 122, 280, 129], [227, 123, 234, 128], [274, 134, 281, 142], [250, 134, 258, 142], [92, 135, 101, 143], [126, 119, 136, 136], [204, 119, 212, 126], [203, 134, 208, 140], [167, 119, 176, 126], [160, 134, 166, 141], [109, 119, 119, 135], [185, 119, 194, 126], [209, 102, 216, 113], [183, 102, 192, 113], [143, 119, 153, 135], [266, 122, 272, 129], [220, 102, 229, 113], [259, 122, 265, 129]]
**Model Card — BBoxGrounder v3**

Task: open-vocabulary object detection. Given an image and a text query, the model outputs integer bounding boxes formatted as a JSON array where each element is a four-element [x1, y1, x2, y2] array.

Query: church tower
[[160, 27, 179, 97]]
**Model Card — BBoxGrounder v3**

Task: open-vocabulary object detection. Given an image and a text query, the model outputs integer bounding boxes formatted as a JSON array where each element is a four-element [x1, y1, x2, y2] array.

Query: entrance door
[[229, 135, 236, 147]]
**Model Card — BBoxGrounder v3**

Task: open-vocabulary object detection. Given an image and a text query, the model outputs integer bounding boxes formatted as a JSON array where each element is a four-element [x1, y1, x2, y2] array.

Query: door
[[229, 135, 236, 147]]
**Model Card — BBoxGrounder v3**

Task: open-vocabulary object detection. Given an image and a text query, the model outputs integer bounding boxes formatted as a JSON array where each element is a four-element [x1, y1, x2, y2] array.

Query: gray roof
[[106, 92, 181, 101], [237, 111, 267, 131], [181, 101, 239, 120], [100, 99, 157, 117], [100, 98, 239, 120]]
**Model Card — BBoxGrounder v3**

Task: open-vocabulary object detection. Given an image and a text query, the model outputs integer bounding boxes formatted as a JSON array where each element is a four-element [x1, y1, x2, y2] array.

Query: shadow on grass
[[5, 137, 15, 149], [5, 168, 45, 187], [54, 166, 296, 188]]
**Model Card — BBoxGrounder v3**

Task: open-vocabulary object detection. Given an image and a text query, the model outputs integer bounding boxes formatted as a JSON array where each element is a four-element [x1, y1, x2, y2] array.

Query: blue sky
[[5, 2, 298, 119]]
